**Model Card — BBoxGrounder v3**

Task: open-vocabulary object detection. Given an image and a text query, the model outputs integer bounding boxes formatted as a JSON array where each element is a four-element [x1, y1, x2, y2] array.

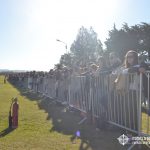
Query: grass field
[[0, 75, 149, 150]]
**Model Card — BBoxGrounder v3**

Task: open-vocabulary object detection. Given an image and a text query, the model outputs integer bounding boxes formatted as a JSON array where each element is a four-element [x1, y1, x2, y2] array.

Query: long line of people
[[6, 50, 150, 132]]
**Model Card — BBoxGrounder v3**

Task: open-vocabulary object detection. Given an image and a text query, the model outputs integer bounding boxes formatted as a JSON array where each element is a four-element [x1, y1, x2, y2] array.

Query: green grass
[[0, 76, 80, 150], [0, 75, 148, 150], [141, 112, 150, 135]]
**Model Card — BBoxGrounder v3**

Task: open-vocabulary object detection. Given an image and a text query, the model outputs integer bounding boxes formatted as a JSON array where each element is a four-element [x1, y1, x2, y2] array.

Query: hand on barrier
[[138, 67, 145, 73]]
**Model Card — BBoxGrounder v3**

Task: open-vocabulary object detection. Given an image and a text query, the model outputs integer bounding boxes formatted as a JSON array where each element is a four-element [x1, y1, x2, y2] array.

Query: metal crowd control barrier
[[90, 75, 109, 119], [28, 77, 33, 90], [57, 79, 68, 103], [137, 71, 150, 149], [108, 73, 140, 133], [64, 72, 150, 150], [68, 74, 110, 124], [32, 77, 38, 93], [69, 76, 88, 112], [41, 77, 47, 95], [37, 77, 44, 94], [19, 71, 150, 149], [23, 77, 28, 88], [141, 71, 150, 136], [68, 75, 90, 124], [46, 78, 56, 98], [126, 72, 150, 150]]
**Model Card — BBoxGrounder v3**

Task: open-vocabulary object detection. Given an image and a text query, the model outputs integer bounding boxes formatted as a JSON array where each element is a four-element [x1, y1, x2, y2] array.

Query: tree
[[138, 23, 150, 59], [105, 24, 129, 60], [70, 26, 103, 66], [105, 22, 150, 61], [59, 53, 72, 67]]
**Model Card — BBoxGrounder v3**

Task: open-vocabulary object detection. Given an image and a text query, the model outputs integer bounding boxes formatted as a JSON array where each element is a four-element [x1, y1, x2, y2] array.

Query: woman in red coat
[[12, 98, 19, 129]]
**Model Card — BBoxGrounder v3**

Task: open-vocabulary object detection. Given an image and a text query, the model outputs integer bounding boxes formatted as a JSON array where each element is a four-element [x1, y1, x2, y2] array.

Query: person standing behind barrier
[[97, 56, 108, 71], [96, 56, 109, 109], [115, 50, 145, 131], [89, 64, 98, 76], [94, 56, 110, 129], [55, 65, 62, 98], [108, 52, 122, 91], [89, 64, 100, 124], [109, 52, 121, 72], [12, 97, 19, 129], [107, 52, 123, 125]]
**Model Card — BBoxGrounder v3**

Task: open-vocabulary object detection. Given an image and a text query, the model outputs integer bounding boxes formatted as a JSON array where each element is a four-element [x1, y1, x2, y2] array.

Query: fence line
[[9, 72, 150, 140]]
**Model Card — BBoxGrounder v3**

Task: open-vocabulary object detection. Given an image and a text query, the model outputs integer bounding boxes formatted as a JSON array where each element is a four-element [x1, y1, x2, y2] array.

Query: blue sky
[[0, 0, 150, 71]]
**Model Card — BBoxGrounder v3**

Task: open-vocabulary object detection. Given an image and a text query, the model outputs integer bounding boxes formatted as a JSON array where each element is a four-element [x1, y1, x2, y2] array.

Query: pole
[[56, 39, 67, 53]]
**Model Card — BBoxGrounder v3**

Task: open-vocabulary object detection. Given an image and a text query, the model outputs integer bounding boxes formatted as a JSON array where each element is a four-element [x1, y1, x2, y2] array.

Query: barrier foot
[[66, 105, 75, 112], [39, 94, 44, 98], [42, 96, 47, 100], [48, 101, 56, 106], [62, 101, 68, 105], [78, 117, 87, 125]]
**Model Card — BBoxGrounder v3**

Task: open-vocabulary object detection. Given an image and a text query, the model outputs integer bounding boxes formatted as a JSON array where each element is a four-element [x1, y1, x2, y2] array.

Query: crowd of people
[[6, 50, 150, 132], [7, 50, 150, 92], [7, 53, 119, 79]]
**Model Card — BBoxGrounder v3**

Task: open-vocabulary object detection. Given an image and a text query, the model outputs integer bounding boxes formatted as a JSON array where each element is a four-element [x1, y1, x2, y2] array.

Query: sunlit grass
[[141, 112, 150, 135], [0, 75, 149, 150], [0, 76, 81, 150]]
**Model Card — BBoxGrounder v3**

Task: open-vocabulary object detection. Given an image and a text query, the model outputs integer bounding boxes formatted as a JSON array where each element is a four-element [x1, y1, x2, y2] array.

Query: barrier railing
[[69, 76, 87, 112], [10, 71, 150, 149], [108, 73, 140, 133], [141, 71, 150, 136]]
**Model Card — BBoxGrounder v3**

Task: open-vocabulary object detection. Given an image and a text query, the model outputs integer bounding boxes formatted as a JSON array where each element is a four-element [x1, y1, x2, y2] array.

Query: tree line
[[56, 22, 150, 69]]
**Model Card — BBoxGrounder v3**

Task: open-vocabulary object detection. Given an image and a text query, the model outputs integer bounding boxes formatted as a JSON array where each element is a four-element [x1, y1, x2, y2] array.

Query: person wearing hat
[[12, 97, 19, 129]]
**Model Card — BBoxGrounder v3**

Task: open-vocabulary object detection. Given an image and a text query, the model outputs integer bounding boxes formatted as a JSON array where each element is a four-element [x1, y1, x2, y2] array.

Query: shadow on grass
[[0, 128, 15, 138], [40, 99, 150, 150], [9, 81, 42, 101], [38, 98, 127, 150]]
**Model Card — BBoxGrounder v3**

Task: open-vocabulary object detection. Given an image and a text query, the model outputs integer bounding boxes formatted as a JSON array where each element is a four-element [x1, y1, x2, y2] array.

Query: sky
[[0, 0, 150, 71]]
